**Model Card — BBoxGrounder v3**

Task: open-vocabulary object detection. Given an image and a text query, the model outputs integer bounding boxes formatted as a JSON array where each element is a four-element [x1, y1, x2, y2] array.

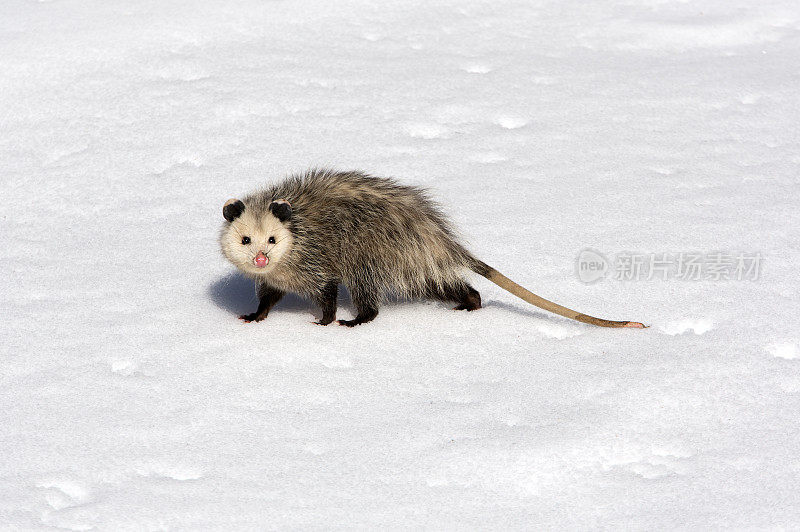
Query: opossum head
[[220, 198, 294, 275]]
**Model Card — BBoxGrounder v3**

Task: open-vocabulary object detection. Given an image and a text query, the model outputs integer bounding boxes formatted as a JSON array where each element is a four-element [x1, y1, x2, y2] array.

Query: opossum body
[[220, 169, 644, 328]]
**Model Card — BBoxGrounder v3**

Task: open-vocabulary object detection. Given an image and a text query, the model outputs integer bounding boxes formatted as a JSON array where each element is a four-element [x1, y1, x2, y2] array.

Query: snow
[[2, 0, 799, 528]]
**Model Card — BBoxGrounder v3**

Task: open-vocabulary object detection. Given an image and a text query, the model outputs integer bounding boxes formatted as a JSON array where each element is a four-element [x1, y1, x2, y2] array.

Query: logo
[[576, 248, 610, 284]]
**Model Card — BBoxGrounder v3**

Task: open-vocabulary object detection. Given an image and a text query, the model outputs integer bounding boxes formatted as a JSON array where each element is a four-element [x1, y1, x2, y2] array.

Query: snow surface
[[2, 0, 800, 529]]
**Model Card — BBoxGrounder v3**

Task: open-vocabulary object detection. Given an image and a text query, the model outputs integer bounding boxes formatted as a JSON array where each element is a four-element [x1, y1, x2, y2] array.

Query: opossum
[[219, 169, 644, 328]]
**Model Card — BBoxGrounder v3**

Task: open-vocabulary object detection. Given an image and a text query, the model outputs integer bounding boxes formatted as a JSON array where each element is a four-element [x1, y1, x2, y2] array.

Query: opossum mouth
[[253, 252, 269, 268]]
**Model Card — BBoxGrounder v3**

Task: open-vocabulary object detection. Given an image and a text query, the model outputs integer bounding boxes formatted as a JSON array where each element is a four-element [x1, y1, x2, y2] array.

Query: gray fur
[[220, 168, 487, 325]]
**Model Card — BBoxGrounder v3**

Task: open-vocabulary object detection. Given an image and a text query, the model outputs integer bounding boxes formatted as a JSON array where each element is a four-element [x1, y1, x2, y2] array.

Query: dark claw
[[239, 313, 264, 322], [337, 319, 359, 327]]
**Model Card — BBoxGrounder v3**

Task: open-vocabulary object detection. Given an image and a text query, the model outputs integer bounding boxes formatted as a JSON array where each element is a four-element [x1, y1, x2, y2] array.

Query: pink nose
[[253, 252, 268, 268]]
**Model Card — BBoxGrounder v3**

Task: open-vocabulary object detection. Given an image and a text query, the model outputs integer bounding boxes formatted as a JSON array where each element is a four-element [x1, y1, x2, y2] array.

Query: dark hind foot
[[337, 308, 378, 327], [453, 287, 481, 311], [314, 316, 335, 326], [339, 282, 379, 327], [429, 281, 481, 311], [239, 312, 266, 323], [337, 315, 375, 327]]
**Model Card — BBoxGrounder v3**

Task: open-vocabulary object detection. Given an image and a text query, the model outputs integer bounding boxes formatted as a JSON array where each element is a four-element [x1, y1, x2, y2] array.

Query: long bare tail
[[473, 261, 645, 328]]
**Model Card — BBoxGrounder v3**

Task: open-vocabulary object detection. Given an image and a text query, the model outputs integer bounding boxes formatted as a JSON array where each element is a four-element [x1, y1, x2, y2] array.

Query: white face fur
[[220, 199, 293, 276]]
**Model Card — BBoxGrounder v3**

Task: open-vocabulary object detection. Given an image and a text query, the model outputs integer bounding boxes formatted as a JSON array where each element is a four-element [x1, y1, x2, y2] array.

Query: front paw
[[337, 319, 359, 327], [239, 313, 265, 323]]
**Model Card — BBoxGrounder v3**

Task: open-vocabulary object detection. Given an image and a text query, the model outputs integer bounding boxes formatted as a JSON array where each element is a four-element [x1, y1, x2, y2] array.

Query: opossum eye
[[241, 236, 251, 245], [268, 236, 276, 244]]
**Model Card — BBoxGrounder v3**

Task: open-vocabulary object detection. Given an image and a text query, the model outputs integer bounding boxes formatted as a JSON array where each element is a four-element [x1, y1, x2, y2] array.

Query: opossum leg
[[313, 281, 339, 326], [240, 283, 284, 323], [453, 285, 481, 311], [428, 280, 482, 311], [338, 283, 379, 327], [337, 307, 378, 327]]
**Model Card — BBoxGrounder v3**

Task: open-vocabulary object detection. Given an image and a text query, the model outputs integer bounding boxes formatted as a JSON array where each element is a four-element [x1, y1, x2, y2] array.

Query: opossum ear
[[269, 199, 292, 222], [223, 199, 245, 222]]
